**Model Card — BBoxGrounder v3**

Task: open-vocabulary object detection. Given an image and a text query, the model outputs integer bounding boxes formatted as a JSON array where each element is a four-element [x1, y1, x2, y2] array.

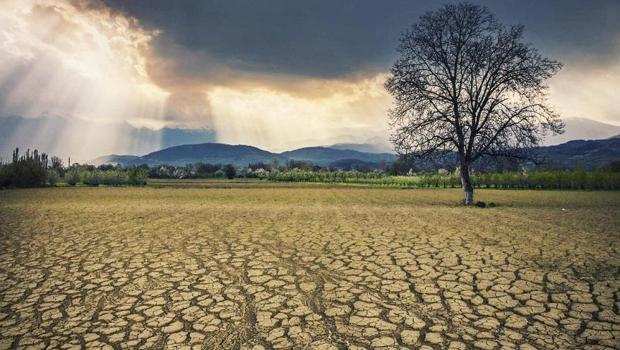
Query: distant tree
[[50, 156, 65, 177], [248, 162, 272, 171], [47, 169, 60, 186], [386, 2, 563, 204], [127, 167, 147, 185], [97, 164, 115, 171], [253, 168, 269, 179], [5, 148, 49, 187], [605, 160, 620, 172], [51, 156, 63, 169], [386, 156, 417, 176], [66, 169, 80, 186], [223, 164, 236, 179], [194, 162, 219, 176], [286, 160, 314, 171]]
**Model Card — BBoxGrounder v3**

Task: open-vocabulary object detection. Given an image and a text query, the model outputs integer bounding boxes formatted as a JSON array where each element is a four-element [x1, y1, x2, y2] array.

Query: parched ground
[[0, 186, 619, 350]]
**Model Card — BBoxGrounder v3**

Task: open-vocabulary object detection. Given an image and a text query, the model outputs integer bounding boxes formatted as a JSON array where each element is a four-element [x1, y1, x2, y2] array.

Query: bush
[[223, 164, 236, 179], [127, 168, 147, 185], [66, 170, 80, 186], [47, 169, 59, 186], [605, 160, 620, 172], [254, 168, 269, 179], [81, 170, 102, 186], [0, 164, 14, 187], [102, 170, 128, 186]]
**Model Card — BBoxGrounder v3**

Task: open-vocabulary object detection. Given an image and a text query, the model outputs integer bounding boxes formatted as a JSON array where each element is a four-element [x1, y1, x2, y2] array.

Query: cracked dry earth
[[0, 187, 619, 350]]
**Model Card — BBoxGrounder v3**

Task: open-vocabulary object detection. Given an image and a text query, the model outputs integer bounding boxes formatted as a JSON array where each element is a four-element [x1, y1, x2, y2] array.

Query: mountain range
[[534, 136, 620, 169], [2, 115, 620, 169], [544, 118, 620, 145], [93, 136, 620, 170], [92, 144, 397, 168]]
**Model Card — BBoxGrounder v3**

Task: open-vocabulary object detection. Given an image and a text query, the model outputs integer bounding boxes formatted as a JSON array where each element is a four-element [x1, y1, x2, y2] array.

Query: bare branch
[[385, 2, 562, 165]]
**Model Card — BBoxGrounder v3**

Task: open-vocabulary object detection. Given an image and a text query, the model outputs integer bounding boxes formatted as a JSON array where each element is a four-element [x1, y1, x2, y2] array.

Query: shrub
[[605, 160, 620, 173], [248, 162, 271, 171], [66, 169, 80, 186], [127, 168, 147, 185], [223, 164, 236, 179], [102, 170, 128, 186], [47, 169, 59, 186], [254, 168, 269, 179], [0, 164, 14, 187], [50, 156, 65, 177], [81, 170, 102, 186]]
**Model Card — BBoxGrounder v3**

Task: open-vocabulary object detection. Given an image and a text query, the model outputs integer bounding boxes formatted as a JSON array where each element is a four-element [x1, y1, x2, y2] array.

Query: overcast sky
[[1, 0, 618, 155]]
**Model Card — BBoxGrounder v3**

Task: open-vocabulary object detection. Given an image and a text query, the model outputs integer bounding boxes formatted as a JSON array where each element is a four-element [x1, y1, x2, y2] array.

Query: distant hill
[[534, 136, 620, 169], [280, 147, 396, 166], [328, 143, 393, 154], [412, 137, 620, 171], [6, 115, 618, 165], [140, 143, 289, 166], [327, 158, 385, 170], [92, 136, 619, 170], [94, 143, 397, 167], [544, 117, 620, 145]]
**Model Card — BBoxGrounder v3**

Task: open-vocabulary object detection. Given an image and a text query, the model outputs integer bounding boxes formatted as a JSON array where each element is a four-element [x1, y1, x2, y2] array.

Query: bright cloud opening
[[209, 75, 392, 152], [0, 0, 168, 160]]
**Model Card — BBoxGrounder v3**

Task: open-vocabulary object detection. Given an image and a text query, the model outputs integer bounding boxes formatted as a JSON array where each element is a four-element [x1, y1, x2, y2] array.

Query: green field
[[0, 185, 619, 349]]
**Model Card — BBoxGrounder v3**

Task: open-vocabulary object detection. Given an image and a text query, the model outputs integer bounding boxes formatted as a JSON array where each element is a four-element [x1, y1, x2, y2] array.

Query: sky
[[0, 0, 619, 159]]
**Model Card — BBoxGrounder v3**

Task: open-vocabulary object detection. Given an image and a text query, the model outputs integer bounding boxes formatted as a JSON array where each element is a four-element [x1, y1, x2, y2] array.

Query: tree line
[[0, 148, 51, 188], [0, 148, 147, 188], [2, 146, 618, 190], [268, 168, 620, 190]]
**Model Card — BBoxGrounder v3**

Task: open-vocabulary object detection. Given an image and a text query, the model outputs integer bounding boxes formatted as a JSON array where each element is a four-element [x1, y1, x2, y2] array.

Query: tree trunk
[[460, 162, 474, 205]]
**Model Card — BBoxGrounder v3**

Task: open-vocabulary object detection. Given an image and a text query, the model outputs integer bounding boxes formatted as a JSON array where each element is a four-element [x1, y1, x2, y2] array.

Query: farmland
[[0, 186, 619, 349]]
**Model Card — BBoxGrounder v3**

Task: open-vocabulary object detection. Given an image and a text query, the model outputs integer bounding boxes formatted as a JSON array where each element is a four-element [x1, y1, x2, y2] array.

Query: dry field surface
[[0, 186, 619, 349]]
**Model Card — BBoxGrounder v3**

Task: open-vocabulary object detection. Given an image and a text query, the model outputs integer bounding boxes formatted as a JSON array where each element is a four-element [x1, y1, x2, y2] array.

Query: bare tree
[[385, 2, 563, 204]]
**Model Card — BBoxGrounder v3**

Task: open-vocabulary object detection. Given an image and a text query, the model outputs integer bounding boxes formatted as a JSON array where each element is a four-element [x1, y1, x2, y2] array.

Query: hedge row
[[268, 169, 620, 190]]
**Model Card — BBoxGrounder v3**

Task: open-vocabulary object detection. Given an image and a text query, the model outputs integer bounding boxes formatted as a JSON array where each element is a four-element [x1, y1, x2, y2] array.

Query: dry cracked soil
[[0, 186, 619, 349]]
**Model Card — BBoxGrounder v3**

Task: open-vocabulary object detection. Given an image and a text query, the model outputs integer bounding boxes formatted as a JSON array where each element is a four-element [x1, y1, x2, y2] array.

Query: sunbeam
[[0, 0, 168, 161], [209, 75, 391, 152]]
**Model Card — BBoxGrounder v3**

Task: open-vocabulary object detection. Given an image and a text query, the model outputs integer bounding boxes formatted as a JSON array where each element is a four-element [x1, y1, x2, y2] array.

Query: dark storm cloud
[[100, 0, 619, 78]]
